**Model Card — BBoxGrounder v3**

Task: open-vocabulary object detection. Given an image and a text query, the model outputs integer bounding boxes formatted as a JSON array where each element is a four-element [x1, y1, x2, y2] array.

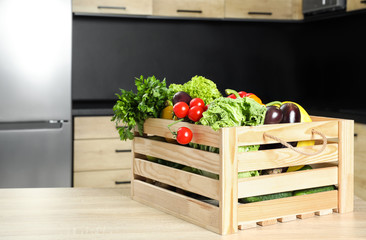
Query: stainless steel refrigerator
[[0, 0, 72, 187]]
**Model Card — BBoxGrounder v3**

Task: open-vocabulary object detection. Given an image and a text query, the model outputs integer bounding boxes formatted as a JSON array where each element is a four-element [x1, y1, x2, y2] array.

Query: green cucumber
[[293, 185, 336, 196], [239, 191, 292, 204]]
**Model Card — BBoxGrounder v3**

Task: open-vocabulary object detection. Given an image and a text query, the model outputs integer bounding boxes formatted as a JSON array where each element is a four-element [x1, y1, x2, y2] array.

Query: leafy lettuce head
[[199, 97, 266, 131], [169, 75, 222, 105]]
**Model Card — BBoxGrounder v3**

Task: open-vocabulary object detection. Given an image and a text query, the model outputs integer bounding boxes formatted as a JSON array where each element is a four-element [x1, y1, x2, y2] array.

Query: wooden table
[[1, 187, 366, 239]]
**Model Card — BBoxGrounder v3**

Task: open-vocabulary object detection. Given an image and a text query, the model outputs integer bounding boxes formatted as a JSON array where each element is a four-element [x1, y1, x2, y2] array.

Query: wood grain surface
[[0, 187, 365, 239]]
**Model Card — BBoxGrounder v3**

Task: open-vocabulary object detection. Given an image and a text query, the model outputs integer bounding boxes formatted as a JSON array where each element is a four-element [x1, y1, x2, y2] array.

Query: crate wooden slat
[[132, 179, 220, 233], [338, 120, 354, 213], [238, 143, 338, 172], [133, 157, 220, 200], [237, 190, 338, 223], [131, 117, 354, 235], [143, 118, 220, 148], [134, 137, 220, 174], [236, 120, 339, 146], [238, 166, 338, 198]]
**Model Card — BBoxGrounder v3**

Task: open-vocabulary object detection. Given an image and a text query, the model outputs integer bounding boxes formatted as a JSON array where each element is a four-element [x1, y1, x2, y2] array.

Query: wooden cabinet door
[[73, 0, 153, 15], [347, 0, 366, 11], [225, 0, 303, 20], [153, 0, 225, 18]]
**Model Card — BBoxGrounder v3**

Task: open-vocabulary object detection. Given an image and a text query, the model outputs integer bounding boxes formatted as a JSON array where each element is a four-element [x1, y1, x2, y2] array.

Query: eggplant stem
[[265, 101, 282, 106]]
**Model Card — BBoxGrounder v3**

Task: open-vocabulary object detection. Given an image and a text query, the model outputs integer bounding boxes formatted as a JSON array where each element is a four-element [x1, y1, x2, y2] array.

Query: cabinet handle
[[97, 6, 126, 10], [177, 9, 203, 14], [361, 0, 366, 4], [115, 181, 131, 185], [115, 149, 132, 153], [248, 12, 272, 16]]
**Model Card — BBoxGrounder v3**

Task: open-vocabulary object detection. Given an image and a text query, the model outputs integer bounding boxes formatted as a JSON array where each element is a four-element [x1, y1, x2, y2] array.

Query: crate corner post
[[219, 127, 238, 235], [338, 119, 354, 213]]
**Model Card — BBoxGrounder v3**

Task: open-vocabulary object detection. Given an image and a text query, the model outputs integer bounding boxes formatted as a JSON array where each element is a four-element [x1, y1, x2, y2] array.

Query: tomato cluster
[[170, 98, 208, 145], [173, 98, 207, 123]]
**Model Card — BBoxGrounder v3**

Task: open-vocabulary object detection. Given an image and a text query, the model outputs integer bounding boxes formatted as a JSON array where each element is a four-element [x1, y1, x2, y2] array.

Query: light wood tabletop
[[0, 186, 365, 240]]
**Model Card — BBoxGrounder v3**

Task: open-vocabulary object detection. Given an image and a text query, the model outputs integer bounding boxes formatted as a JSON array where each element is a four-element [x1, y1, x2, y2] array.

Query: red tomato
[[173, 102, 189, 118], [189, 98, 205, 108], [227, 94, 236, 99], [238, 91, 247, 98], [188, 106, 204, 122], [176, 127, 193, 145]]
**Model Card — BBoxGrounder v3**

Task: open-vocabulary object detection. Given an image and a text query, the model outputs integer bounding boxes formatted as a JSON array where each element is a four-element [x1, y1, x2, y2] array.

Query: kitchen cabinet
[[355, 123, 366, 201], [73, 116, 131, 188], [225, 0, 303, 20], [347, 0, 366, 12], [153, 0, 225, 19], [73, 0, 153, 16]]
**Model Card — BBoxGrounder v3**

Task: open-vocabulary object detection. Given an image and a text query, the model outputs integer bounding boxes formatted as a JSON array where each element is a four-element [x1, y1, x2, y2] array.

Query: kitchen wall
[[72, 12, 366, 116]]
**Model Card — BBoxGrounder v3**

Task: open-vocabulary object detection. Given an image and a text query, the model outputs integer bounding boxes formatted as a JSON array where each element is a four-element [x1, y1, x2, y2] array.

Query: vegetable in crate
[[169, 76, 222, 104], [112, 75, 170, 140], [239, 191, 293, 204], [199, 92, 266, 155]]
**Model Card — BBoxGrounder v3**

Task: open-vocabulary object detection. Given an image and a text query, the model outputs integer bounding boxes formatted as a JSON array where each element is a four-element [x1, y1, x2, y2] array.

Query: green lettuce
[[169, 75, 222, 104], [199, 96, 266, 154], [199, 97, 266, 130]]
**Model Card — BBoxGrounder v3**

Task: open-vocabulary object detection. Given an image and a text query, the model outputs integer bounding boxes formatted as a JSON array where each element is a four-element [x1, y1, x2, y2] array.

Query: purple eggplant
[[264, 106, 283, 124], [172, 91, 192, 106], [280, 103, 301, 123]]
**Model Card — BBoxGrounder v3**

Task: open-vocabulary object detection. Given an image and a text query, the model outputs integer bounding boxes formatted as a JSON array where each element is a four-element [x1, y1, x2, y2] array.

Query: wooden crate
[[131, 116, 354, 235]]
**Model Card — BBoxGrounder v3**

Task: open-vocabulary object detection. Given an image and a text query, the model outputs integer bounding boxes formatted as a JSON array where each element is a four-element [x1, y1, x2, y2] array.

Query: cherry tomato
[[189, 98, 205, 108], [176, 127, 193, 145], [188, 106, 204, 122], [227, 94, 236, 99], [238, 91, 247, 98], [173, 102, 189, 118]]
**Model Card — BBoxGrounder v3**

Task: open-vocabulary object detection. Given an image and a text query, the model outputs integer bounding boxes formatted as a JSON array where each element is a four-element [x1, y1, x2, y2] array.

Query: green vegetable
[[112, 76, 170, 140], [238, 171, 259, 178], [199, 97, 266, 131], [169, 76, 222, 104], [239, 191, 293, 204], [199, 96, 266, 152], [293, 185, 335, 196]]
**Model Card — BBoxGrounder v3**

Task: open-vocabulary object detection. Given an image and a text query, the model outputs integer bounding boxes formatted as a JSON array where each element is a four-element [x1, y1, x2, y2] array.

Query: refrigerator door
[[0, 0, 71, 122], [0, 122, 72, 188]]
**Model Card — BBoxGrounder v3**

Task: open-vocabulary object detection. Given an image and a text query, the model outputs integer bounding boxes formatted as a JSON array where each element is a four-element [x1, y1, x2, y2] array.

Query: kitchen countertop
[[1, 187, 366, 239]]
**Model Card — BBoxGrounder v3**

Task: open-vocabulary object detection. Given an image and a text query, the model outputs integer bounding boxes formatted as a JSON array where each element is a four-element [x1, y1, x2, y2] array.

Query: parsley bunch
[[112, 76, 170, 140]]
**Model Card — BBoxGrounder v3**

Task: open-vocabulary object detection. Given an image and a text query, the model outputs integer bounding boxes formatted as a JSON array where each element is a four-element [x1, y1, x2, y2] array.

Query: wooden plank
[[236, 120, 338, 146], [257, 219, 277, 226], [219, 127, 238, 235], [297, 212, 315, 219], [238, 166, 338, 198], [73, 0, 153, 15], [74, 139, 132, 171], [238, 143, 338, 172], [237, 190, 338, 223], [133, 158, 219, 200], [143, 118, 220, 148], [134, 137, 220, 174], [338, 119, 354, 213], [225, 0, 303, 20], [310, 115, 341, 122], [73, 169, 131, 188], [74, 116, 120, 140], [132, 179, 220, 234], [153, 0, 225, 18]]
